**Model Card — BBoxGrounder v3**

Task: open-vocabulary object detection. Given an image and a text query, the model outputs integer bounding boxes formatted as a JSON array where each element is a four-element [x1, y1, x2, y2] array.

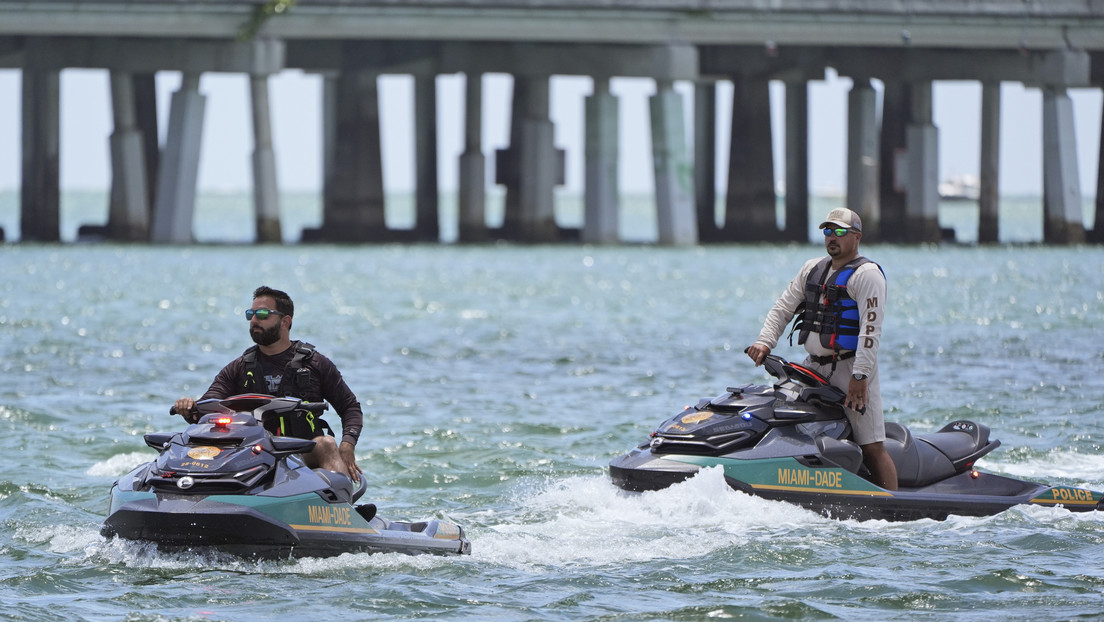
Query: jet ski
[[102, 394, 471, 558], [609, 354, 1104, 521]]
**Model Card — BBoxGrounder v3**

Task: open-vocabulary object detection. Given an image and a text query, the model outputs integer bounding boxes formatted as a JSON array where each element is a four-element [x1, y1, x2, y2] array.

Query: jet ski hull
[[103, 487, 470, 558], [609, 354, 1104, 522], [610, 447, 1104, 522], [102, 396, 470, 559]]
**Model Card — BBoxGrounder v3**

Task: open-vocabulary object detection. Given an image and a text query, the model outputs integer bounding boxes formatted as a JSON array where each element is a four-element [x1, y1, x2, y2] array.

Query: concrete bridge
[[3, 0, 1104, 244]]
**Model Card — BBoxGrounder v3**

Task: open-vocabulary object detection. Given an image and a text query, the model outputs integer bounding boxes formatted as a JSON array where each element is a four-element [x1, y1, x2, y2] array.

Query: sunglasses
[[822, 227, 854, 238], [245, 308, 285, 321]]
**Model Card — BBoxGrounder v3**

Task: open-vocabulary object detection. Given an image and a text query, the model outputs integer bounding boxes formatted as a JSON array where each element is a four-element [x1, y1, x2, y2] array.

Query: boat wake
[[470, 467, 828, 569]]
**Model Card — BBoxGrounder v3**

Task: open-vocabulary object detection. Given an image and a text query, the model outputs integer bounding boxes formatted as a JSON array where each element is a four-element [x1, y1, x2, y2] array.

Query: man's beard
[[250, 323, 281, 346]]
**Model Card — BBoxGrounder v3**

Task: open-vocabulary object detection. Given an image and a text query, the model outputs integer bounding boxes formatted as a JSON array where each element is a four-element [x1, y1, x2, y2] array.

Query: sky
[[0, 67, 1101, 198]]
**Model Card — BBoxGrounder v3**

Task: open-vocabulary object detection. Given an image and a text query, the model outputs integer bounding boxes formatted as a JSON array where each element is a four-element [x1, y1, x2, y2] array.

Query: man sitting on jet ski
[[172, 286, 363, 483], [746, 208, 898, 491]]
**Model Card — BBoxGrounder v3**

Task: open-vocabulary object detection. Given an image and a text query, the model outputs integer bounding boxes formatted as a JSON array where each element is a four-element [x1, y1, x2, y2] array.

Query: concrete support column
[[151, 73, 206, 244], [905, 82, 940, 243], [1042, 86, 1086, 244], [510, 76, 558, 242], [725, 77, 776, 240], [134, 73, 160, 212], [306, 69, 386, 241], [249, 73, 282, 243], [978, 82, 1001, 244], [694, 82, 718, 241], [847, 78, 880, 239], [458, 72, 487, 242], [107, 71, 150, 241], [583, 77, 620, 244], [20, 68, 61, 242], [650, 80, 697, 245], [878, 81, 908, 242], [784, 80, 809, 242], [414, 72, 440, 241], [320, 73, 337, 234], [1095, 89, 1104, 244]]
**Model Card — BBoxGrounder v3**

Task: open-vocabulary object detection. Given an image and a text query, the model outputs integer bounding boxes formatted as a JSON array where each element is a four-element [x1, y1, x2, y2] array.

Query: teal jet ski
[[103, 395, 470, 558], [609, 354, 1104, 521]]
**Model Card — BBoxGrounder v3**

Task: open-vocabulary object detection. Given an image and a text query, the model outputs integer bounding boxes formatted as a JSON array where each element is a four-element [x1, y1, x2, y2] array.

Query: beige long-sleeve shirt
[[754, 257, 886, 378]]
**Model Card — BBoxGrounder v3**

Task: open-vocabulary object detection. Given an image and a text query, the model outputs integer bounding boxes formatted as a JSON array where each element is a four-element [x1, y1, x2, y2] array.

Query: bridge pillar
[[878, 81, 908, 242], [20, 67, 61, 242], [583, 77, 620, 244], [134, 74, 160, 214], [1042, 86, 1086, 244], [1095, 85, 1104, 244], [694, 82, 718, 241], [458, 72, 487, 242], [500, 76, 560, 242], [905, 82, 941, 243], [106, 71, 150, 241], [978, 82, 1001, 244], [784, 80, 810, 242], [249, 73, 282, 243], [847, 79, 880, 239], [151, 73, 206, 244], [651, 80, 697, 245], [724, 77, 776, 241], [414, 72, 440, 241], [305, 69, 387, 241]]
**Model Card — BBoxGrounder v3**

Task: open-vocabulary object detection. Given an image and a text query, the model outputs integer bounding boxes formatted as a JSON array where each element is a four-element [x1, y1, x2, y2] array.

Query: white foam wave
[[471, 467, 827, 570], [16, 523, 104, 554], [86, 452, 151, 477], [982, 450, 1104, 488]]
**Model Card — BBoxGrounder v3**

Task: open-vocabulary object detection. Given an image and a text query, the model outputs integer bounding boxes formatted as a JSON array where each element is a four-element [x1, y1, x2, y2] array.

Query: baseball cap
[[819, 208, 862, 232]]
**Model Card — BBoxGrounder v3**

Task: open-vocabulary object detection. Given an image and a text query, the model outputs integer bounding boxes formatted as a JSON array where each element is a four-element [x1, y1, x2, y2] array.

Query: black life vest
[[241, 340, 320, 401], [242, 341, 333, 438], [790, 256, 879, 352]]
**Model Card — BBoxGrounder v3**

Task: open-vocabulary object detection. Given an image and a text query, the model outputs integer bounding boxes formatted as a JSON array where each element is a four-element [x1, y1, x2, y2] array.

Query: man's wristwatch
[[852, 373, 867, 381]]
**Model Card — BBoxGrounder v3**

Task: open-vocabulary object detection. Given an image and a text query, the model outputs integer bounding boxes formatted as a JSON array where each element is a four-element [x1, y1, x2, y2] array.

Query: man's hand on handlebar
[[171, 397, 201, 423], [746, 344, 771, 367]]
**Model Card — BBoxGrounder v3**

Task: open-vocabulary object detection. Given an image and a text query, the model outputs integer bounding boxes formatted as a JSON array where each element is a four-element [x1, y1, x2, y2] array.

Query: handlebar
[[170, 395, 328, 419]]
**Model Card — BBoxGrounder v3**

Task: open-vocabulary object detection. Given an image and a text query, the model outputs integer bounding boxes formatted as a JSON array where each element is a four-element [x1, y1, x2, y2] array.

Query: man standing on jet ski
[[172, 286, 364, 483], [746, 208, 898, 491]]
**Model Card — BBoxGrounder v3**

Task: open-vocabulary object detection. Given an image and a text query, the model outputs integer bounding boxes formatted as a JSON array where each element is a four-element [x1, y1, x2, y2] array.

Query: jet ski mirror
[[269, 436, 316, 458], [144, 432, 174, 449]]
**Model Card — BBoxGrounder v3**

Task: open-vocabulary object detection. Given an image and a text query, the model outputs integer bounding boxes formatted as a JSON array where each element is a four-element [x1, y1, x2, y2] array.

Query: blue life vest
[[791, 256, 880, 352]]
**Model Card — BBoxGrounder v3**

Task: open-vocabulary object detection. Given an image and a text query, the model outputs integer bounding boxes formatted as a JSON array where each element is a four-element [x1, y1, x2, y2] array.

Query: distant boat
[[939, 174, 980, 201]]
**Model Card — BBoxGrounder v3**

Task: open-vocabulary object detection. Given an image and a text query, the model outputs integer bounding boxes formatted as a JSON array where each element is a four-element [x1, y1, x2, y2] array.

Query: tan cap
[[819, 208, 862, 232]]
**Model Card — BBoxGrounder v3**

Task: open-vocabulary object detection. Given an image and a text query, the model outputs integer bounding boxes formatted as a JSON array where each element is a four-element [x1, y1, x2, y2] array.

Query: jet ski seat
[[885, 421, 912, 447], [886, 421, 977, 488], [917, 421, 996, 471]]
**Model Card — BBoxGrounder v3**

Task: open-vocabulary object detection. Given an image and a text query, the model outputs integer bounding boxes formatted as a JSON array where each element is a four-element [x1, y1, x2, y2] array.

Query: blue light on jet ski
[[742, 413, 752, 420]]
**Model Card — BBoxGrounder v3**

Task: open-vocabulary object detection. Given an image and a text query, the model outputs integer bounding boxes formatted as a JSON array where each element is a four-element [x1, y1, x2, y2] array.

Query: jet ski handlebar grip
[[299, 401, 329, 413]]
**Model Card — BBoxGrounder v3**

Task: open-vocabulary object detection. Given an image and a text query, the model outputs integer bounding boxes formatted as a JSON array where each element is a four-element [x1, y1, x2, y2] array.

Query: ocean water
[[1, 193, 1103, 620]]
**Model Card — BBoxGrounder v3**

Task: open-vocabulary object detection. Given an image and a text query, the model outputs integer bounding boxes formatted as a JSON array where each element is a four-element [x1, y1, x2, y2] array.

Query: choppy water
[[2, 195, 1104, 620]]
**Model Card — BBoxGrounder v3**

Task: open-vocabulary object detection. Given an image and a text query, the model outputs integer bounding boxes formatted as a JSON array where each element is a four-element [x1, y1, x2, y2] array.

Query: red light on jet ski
[[214, 416, 233, 428], [252, 444, 263, 455], [970, 470, 980, 479]]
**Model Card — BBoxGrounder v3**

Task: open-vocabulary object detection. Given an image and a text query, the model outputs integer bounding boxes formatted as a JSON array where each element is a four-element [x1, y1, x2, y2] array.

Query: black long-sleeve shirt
[[201, 343, 363, 447]]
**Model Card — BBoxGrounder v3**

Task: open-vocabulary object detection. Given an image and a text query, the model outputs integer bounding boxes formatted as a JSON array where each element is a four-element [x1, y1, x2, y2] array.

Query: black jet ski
[[103, 394, 471, 558], [609, 354, 1104, 521]]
